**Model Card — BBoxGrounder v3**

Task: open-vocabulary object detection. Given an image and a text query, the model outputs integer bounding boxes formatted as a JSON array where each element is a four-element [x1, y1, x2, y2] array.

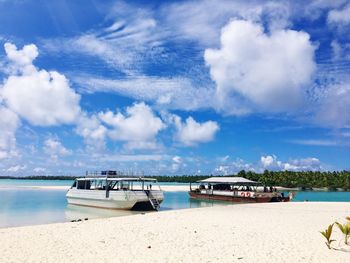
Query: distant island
[[1, 170, 350, 190]]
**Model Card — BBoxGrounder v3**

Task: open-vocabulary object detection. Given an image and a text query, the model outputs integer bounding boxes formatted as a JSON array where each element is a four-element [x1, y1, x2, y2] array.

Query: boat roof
[[197, 177, 258, 185], [76, 177, 157, 182]]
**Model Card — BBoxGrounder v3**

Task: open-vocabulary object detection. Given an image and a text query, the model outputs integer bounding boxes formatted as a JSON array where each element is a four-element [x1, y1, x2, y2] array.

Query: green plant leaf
[[336, 222, 345, 233]]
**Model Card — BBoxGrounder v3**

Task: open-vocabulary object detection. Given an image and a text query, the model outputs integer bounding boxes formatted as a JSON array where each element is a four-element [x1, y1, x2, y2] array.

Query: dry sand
[[0, 202, 349, 262]]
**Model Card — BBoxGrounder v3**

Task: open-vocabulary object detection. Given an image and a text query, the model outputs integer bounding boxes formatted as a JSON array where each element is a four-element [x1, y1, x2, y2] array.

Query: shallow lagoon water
[[0, 188, 227, 228], [1, 180, 350, 228]]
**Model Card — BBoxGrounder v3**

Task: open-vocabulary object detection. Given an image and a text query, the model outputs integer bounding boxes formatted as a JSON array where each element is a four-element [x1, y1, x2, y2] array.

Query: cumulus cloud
[[1, 43, 81, 126], [283, 158, 322, 171], [260, 155, 282, 170], [260, 155, 322, 171], [172, 115, 219, 146], [99, 102, 165, 150], [215, 158, 255, 175], [204, 20, 316, 114], [214, 155, 323, 174], [75, 113, 108, 150], [44, 138, 71, 160], [0, 106, 20, 160]]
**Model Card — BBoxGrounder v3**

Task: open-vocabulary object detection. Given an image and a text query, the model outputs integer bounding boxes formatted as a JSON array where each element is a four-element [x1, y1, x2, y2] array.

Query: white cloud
[[260, 155, 282, 170], [1, 43, 81, 126], [73, 75, 215, 112], [163, 0, 291, 46], [0, 106, 20, 160], [171, 155, 185, 172], [173, 115, 219, 146], [260, 155, 322, 171], [328, 4, 350, 25], [4, 42, 38, 74], [315, 84, 350, 127], [7, 165, 26, 173], [44, 138, 71, 160], [69, 34, 135, 74], [99, 153, 168, 162], [204, 20, 316, 114], [123, 141, 160, 151], [289, 139, 338, 146], [33, 167, 46, 173], [215, 158, 255, 175], [99, 102, 165, 150], [283, 157, 322, 171], [330, 40, 350, 61], [214, 154, 323, 174], [75, 113, 108, 150], [43, 2, 163, 75]]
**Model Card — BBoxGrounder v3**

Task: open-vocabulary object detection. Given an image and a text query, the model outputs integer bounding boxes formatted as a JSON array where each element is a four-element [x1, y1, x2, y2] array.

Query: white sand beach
[[0, 202, 349, 263]]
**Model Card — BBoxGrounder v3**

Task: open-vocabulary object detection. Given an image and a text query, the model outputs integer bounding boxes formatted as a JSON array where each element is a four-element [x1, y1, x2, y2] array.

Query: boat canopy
[[76, 177, 157, 182], [197, 177, 259, 185]]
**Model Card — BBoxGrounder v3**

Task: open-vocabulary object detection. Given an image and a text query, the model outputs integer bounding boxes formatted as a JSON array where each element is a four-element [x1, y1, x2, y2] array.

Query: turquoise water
[[0, 188, 225, 228], [292, 191, 350, 202], [0, 179, 74, 186], [1, 179, 350, 228]]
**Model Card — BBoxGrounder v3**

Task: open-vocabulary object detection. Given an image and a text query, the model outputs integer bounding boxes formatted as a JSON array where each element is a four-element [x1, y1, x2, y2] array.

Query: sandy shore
[[0, 202, 349, 262], [0, 184, 189, 192]]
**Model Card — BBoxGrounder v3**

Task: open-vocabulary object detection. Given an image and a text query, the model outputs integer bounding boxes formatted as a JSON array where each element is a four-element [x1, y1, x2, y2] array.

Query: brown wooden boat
[[189, 177, 295, 203]]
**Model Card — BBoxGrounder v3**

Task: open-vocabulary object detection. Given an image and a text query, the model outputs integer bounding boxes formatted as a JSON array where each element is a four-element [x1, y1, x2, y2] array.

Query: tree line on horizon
[[1, 170, 350, 190]]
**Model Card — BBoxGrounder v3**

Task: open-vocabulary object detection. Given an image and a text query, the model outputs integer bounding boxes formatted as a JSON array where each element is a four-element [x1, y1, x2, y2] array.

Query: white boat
[[66, 171, 164, 210]]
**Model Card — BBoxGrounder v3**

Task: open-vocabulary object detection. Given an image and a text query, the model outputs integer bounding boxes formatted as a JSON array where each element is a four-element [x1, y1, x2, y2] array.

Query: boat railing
[[144, 190, 160, 210], [84, 170, 145, 178]]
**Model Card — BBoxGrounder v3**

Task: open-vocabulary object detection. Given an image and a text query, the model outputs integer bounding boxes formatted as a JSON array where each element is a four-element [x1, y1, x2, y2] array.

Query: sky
[[0, 0, 350, 176]]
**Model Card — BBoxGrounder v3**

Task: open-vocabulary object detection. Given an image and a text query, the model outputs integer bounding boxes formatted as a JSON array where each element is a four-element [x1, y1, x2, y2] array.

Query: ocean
[[1, 179, 350, 228]]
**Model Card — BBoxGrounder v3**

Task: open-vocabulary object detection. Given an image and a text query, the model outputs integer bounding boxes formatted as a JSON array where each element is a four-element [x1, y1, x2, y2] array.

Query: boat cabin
[[71, 177, 159, 191], [189, 177, 293, 203]]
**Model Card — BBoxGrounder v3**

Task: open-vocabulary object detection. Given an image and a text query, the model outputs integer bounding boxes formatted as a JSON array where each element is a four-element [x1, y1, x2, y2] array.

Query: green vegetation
[[320, 224, 335, 249], [159, 170, 350, 189], [335, 221, 350, 245], [236, 170, 350, 190], [1, 170, 350, 189], [321, 217, 350, 249]]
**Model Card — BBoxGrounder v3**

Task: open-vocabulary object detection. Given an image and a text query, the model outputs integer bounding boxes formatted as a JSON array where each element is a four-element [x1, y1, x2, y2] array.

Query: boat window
[[109, 181, 118, 190], [121, 181, 129, 190], [71, 180, 77, 188], [213, 184, 231, 191], [77, 180, 91, 190], [77, 180, 85, 189]]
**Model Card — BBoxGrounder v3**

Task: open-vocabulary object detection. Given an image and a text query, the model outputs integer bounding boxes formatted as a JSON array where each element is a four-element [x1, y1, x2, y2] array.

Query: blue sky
[[0, 0, 350, 176]]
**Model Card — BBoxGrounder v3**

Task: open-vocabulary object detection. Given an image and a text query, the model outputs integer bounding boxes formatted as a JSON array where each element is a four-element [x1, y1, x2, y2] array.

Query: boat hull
[[189, 191, 290, 203], [66, 189, 164, 210]]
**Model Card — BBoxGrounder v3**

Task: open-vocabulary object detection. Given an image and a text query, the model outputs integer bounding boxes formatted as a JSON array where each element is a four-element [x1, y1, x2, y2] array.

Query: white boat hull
[[66, 189, 164, 210]]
